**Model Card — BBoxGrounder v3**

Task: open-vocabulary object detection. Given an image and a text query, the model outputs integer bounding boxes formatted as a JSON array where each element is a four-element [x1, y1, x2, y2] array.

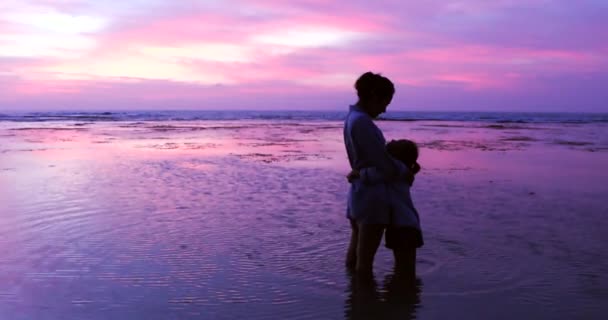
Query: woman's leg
[[346, 219, 359, 269], [356, 223, 385, 275]]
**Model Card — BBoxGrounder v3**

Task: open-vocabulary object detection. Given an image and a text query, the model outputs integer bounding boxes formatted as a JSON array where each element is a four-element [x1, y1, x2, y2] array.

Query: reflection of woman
[[343, 72, 414, 276]]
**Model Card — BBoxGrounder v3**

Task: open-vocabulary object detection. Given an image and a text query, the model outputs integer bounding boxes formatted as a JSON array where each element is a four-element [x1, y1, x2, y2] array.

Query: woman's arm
[[350, 161, 414, 185], [361, 161, 413, 184], [351, 116, 410, 183]]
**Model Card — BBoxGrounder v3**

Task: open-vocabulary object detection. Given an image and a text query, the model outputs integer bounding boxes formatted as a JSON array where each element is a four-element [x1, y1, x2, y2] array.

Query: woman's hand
[[405, 171, 415, 186], [411, 162, 421, 175], [347, 170, 360, 183], [405, 162, 420, 185]]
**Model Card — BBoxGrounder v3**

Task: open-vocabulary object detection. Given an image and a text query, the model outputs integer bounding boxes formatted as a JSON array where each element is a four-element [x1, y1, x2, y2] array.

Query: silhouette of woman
[[343, 72, 416, 276]]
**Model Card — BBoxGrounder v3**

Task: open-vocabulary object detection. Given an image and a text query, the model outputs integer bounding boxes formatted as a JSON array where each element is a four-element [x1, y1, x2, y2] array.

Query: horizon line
[[1, 108, 607, 114]]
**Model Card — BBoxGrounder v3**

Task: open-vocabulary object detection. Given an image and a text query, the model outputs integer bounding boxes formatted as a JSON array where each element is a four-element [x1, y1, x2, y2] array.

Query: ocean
[[1, 110, 607, 123], [1, 110, 607, 319]]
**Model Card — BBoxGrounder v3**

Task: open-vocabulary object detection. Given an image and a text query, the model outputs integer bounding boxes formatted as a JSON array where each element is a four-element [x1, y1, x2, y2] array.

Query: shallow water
[[1, 119, 607, 319]]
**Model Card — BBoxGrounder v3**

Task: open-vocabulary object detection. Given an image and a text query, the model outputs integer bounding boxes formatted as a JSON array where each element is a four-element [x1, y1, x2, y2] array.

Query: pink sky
[[1, 0, 607, 112]]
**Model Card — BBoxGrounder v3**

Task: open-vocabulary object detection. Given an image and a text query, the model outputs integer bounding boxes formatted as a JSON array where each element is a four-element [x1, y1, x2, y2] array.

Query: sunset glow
[[1, 0, 607, 111]]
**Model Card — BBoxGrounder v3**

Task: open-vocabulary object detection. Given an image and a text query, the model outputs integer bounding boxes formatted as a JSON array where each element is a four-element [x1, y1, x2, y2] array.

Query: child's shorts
[[385, 226, 424, 250]]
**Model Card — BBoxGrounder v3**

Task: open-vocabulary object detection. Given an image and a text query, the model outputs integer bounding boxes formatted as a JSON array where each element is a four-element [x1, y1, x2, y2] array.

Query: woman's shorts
[[350, 219, 423, 249]]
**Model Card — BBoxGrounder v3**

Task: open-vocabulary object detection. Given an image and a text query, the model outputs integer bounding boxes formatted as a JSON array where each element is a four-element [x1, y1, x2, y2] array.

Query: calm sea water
[[0, 112, 607, 319], [1, 110, 607, 123]]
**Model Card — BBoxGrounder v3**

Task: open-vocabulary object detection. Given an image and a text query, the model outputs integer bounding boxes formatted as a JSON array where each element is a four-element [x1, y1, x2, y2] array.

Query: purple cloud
[[0, 0, 606, 112]]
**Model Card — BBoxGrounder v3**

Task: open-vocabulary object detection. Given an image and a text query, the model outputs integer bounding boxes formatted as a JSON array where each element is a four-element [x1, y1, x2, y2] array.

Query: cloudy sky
[[1, 0, 607, 111]]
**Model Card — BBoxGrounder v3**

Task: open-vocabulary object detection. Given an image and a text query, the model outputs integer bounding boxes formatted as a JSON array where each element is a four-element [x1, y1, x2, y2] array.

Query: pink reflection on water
[[3, 119, 607, 188], [95, 121, 348, 169], [1, 118, 607, 320]]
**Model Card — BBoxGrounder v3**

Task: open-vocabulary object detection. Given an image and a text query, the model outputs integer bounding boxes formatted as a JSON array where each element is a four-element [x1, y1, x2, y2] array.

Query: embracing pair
[[344, 72, 424, 281]]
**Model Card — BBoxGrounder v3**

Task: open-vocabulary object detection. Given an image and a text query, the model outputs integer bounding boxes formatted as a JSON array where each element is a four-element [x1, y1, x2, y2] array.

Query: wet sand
[[0, 119, 607, 319]]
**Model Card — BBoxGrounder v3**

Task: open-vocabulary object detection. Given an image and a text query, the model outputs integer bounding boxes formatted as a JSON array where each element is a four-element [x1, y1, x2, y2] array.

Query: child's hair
[[387, 139, 421, 174]]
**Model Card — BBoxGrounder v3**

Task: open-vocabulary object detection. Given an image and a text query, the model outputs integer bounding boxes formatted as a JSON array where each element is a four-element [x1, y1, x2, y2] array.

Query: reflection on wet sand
[[345, 271, 422, 320], [0, 118, 607, 319]]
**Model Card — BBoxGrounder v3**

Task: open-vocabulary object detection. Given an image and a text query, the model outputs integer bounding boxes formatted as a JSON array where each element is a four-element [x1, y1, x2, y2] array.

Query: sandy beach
[[1, 116, 607, 319]]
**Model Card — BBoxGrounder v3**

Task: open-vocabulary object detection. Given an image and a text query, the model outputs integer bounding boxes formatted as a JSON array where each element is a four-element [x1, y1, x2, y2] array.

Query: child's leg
[[386, 227, 417, 282], [346, 219, 359, 269], [393, 247, 416, 283]]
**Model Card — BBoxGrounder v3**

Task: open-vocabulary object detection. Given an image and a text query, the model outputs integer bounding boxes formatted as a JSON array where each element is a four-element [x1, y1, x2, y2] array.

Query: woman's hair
[[354, 72, 395, 102], [386, 139, 421, 174]]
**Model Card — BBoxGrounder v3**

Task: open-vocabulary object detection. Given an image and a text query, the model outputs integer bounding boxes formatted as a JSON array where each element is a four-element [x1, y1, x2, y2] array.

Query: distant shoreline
[[2, 110, 606, 124]]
